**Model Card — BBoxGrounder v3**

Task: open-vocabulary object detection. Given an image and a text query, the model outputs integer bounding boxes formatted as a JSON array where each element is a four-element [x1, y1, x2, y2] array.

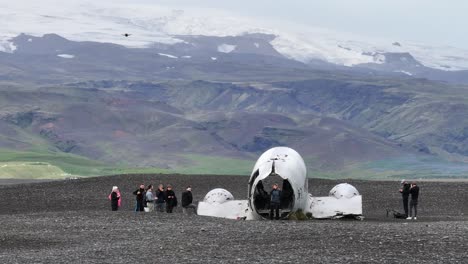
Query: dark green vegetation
[[1, 35, 468, 179]]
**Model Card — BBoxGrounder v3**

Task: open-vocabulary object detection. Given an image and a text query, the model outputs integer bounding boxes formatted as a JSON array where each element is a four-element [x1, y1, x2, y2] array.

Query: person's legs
[[414, 202, 418, 218], [270, 206, 274, 220], [183, 204, 197, 215], [409, 200, 414, 217], [147, 202, 154, 212], [188, 203, 197, 214], [275, 204, 280, 220], [166, 203, 173, 213], [403, 196, 409, 216]]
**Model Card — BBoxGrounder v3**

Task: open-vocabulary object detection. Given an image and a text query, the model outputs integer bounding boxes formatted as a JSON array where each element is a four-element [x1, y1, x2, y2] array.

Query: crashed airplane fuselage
[[197, 147, 363, 220]]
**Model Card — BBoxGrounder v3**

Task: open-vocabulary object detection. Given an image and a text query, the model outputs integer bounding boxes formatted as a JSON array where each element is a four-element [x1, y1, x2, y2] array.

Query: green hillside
[[1, 40, 468, 180]]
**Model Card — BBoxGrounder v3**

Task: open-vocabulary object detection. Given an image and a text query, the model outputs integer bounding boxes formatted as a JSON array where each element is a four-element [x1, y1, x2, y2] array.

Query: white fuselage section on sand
[[197, 147, 363, 220]]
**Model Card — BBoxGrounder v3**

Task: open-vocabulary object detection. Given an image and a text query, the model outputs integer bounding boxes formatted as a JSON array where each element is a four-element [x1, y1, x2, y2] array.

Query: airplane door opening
[[253, 174, 295, 219]]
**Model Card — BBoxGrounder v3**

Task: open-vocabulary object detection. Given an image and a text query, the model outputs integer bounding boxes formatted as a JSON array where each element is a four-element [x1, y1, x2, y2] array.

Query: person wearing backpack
[[133, 184, 146, 212], [145, 185, 155, 212]]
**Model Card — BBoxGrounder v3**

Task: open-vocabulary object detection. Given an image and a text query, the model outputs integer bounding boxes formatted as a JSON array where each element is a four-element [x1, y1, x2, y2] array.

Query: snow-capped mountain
[[1, 0, 468, 72]]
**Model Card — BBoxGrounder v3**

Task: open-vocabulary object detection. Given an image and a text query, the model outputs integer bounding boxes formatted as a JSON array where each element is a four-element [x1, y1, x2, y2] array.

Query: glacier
[[1, 0, 468, 71]]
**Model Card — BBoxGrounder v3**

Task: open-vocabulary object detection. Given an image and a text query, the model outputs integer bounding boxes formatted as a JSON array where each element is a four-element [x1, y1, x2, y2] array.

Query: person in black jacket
[[181, 186, 197, 214], [409, 182, 420, 220], [133, 184, 146, 212], [399, 180, 411, 218], [155, 184, 166, 213], [165, 185, 177, 213]]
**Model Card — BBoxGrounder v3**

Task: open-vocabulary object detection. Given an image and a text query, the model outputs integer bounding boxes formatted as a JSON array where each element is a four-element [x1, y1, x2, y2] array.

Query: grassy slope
[[0, 162, 67, 179], [0, 149, 170, 178], [1, 148, 468, 179]]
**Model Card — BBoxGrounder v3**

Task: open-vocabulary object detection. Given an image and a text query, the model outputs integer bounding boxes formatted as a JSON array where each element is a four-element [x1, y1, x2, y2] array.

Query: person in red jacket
[[109, 186, 121, 211]]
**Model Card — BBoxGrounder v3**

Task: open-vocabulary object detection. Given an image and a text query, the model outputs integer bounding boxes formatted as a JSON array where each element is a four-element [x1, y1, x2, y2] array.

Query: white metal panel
[[197, 200, 250, 220], [307, 194, 363, 219]]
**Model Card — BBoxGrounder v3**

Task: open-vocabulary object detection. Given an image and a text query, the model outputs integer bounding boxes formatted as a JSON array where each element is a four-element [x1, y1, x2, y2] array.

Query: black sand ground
[[0, 174, 467, 263]]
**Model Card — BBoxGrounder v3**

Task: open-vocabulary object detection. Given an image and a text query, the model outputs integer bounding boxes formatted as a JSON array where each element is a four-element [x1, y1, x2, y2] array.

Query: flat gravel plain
[[0, 174, 467, 263]]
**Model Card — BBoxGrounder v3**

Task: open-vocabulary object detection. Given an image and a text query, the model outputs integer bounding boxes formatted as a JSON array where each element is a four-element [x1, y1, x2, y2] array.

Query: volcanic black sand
[[0, 174, 467, 263]]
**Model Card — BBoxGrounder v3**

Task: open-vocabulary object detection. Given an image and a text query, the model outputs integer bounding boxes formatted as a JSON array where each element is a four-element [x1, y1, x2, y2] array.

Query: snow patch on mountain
[[158, 53, 178, 59], [271, 32, 384, 66], [57, 54, 75, 59], [0, 39, 16, 53], [395, 70, 413, 76], [217, 44, 236, 53]]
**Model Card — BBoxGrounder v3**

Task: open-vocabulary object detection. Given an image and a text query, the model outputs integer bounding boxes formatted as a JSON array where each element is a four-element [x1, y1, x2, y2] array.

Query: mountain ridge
[[0, 30, 467, 178], [2, 0, 468, 73]]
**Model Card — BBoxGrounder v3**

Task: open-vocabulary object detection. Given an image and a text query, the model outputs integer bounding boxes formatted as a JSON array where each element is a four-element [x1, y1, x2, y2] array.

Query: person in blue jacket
[[270, 183, 281, 220]]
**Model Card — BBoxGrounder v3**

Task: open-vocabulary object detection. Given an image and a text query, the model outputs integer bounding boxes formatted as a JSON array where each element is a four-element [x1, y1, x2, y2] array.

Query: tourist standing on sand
[[181, 186, 197, 214], [145, 185, 155, 212], [133, 184, 146, 212], [408, 182, 420, 220], [109, 186, 121, 211], [155, 184, 166, 212], [399, 180, 411, 217], [270, 183, 281, 220], [165, 185, 177, 213]]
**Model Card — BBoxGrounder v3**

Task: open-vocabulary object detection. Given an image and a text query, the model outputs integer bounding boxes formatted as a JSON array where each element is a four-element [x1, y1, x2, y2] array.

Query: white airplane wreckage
[[197, 147, 363, 220]]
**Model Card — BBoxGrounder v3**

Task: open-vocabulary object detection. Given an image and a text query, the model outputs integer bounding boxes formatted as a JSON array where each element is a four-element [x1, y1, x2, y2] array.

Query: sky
[[132, 0, 466, 48]]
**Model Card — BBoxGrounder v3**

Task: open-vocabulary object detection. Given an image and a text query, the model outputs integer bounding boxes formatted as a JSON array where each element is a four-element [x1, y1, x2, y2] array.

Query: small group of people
[[399, 180, 420, 220], [132, 184, 175, 213], [108, 184, 197, 214]]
